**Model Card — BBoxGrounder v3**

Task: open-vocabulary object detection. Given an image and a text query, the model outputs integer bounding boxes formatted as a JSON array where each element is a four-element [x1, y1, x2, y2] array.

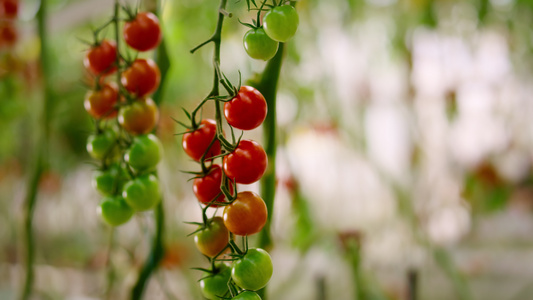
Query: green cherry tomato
[[92, 164, 130, 196], [98, 196, 134, 226], [199, 263, 232, 300], [232, 248, 273, 291], [87, 130, 116, 161], [194, 216, 229, 257], [263, 5, 299, 42], [232, 291, 262, 300], [122, 173, 160, 211], [125, 134, 162, 172], [243, 28, 278, 61]]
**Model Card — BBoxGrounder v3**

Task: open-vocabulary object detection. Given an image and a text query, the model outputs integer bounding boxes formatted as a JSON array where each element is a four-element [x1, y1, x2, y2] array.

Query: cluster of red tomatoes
[[0, 0, 18, 49], [182, 85, 272, 299], [83, 10, 163, 226], [243, 4, 299, 61]]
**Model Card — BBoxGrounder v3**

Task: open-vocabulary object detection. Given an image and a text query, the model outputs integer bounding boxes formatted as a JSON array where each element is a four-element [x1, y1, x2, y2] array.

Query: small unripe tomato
[[84, 82, 119, 119], [92, 164, 130, 197], [118, 98, 159, 135], [263, 5, 299, 42], [232, 291, 262, 300], [224, 86, 267, 130], [83, 39, 117, 76], [86, 130, 117, 161], [123, 12, 162, 52], [223, 191, 267, 236], [199, 263, 231, 300], [243, 28, 278, 61], [122, 173, 160, 211], [121, 58, 161, 97], [194, 217, 229, 258], [231, 248, 273, 291], [125, 134, 162, 172], [98, 196, 134, 226]]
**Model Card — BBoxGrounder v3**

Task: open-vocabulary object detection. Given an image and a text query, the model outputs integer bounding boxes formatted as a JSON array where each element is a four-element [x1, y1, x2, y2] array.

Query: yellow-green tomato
[[243, 28, 278, 61], [194, 216, 229, 257], [122, 173, 160, 211], [125, 134, 162, 172], [98, 196, 134, 226], [263, 5, 299, 42], [199, 263, 231, 300], [232, 291, 262, 300], [231, 248, 273, 291]]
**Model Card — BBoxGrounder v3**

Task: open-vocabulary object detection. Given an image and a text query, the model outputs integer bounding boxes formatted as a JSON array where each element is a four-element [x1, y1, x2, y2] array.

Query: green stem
[[20, 1, 51, 299]]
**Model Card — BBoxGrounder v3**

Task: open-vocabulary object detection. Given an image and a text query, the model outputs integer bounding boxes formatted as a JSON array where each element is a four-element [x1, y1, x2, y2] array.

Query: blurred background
[[2, 0, 533, 299]]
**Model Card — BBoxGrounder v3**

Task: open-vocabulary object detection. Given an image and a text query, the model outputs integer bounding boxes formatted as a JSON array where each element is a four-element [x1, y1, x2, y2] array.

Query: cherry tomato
[[193, 164, 233, 207], [182, 119, 221, 162], [121, 58, 161, 97], [223, 191, 267, 236], [86, 130, 117, 161], [263, 5, 299, 43], [98, 196, 134, 226], [194, 216, 229, 258], [125, 134, 162, 172], [0, 22, 16, 48], [84, 82, 119, 119], [231, 248, 273, 291], [243, 28, 278, 61], [92, 164, 130, 197], [199, 263, 231, 300], [0, 0, 19, 19], [224, 86, 267, 130], [118, 98, 159, 135], [83, 39, 117, 76], [232, 291, 262, 300], [123, 12, 162, 52], [122, 173, 160, 211], [223, 140, 267, 184]]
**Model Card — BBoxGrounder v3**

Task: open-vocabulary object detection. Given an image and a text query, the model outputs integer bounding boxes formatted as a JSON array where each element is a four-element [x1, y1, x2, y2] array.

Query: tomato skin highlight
[[231, 248, 273, 291], [118, 98, 159, 135], [193, 164, 232, 207], [223, 140, 267, 184], [243, 28, 278, 61], [125, 134, 162, 172], [84, 82, 119, 119], [84, 39, 117, 76], [199, 263, 231, 300], [194, 217, 229, 258], [223, 191, 267, 236], [182, 119, 221, 162], [123, 12, 162, 52], [121, 58, 161, 97], [98, 196, 134, 226], [224, 86, 267, 131], [232, 291, 262, 300], [263, 5, 299, 43], [122, 174, 160, 211]]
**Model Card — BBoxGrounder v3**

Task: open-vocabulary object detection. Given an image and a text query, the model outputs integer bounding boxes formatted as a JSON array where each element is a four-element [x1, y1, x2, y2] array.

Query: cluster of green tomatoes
[[83, 9, 164, 227]]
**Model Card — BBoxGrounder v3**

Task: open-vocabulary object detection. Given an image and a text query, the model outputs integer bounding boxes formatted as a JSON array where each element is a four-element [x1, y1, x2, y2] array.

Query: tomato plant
[[194, 217, 229, 257], [232, 291, 262, 300], [223, 140, 267, 184], [86, 130, 117, 161], [123, 12, 162, 52], [231, 248, 273, 291], [199, 263, 231, 300], [243, 27, 278, 61], [125, 134, 162, 172], [223, 191, 267, 236], [182, 119, 221, 162], [118, 97, 159, 135], [224, 86, 267, 131], [83, 39, 117, 76], [121, 58, 161, 97], [122, 173, 160, 211], [92, 164, 130, 197], [84, 82, 119, 119], [98, 196, 134, 226], [193, 164, 232, 206], [263, 5, 299, 43]]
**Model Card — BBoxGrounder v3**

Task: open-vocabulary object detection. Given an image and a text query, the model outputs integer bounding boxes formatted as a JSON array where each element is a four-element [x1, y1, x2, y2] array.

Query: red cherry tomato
[[83, 39, 117, 76], [0, 22, 17, 48], [84, 82, 119, 119], [223, 191, 267, 236], [123, 12, 162, 52], [118, 98, 159, 135], [193, 164, 233, 207], [121, 58, 161, 97], [223, 140, 267, 184], [1, 0, 19, 19], [182, 119, 221, 162], [224, 86, 267, 131]]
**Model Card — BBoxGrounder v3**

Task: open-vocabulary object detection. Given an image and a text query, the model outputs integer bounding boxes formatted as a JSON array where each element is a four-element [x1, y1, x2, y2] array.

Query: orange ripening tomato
[[118, 98, 159, 135], [223, 191, 267, 236]]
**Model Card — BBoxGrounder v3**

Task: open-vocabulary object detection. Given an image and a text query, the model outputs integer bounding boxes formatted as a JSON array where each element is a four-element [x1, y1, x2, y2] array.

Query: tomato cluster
[[243, 3, 299, 61], [83, 9, 163, 227], [0, 0, 19, 50]]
